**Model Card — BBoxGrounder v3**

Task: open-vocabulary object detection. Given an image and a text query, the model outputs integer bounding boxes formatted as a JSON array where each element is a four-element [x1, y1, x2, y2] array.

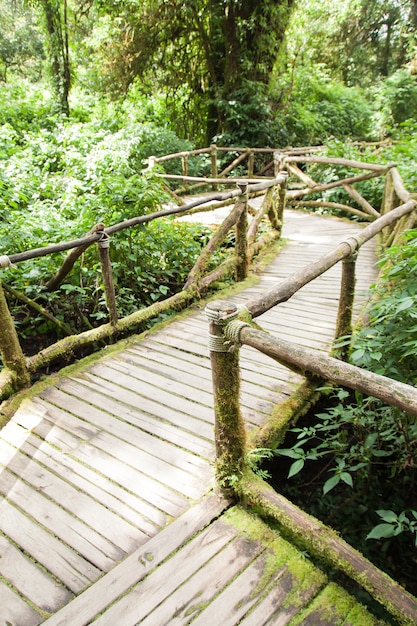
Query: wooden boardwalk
[[0, 209, 387, 625]]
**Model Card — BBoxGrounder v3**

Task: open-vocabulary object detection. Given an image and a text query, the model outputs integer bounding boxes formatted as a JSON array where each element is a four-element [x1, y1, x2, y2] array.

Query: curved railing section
[[0, 144, 415, 402]]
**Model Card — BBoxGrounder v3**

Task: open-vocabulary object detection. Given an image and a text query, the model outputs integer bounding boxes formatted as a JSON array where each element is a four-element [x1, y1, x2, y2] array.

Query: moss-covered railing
[[204, 197, 417, 624], [0, 175, 287, 401], [1, 143, 415, 405]]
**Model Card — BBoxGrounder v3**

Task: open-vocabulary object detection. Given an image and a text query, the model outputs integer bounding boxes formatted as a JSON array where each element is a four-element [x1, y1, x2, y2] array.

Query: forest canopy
[[1, 0, 417, 146]]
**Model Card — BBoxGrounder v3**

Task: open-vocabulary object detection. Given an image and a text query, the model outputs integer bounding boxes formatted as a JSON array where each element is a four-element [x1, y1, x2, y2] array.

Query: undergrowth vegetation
[[0, 81, 225, 355], [271, 227, 417, 597]]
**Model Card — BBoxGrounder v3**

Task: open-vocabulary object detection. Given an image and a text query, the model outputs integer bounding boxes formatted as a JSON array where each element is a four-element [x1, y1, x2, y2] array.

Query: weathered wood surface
[[0, 209, 386, 624]]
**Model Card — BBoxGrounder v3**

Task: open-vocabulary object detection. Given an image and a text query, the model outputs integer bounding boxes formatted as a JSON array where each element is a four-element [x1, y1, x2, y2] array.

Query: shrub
[[270, 76, 374, 146], [379, 70, 417, 127]]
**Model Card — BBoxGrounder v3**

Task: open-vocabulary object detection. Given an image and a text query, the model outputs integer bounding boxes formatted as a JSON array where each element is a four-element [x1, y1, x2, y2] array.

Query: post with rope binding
[[235, 183, 249, 282], [210, 144, 218, 191], [0, 256, 30, 390], [333, 235, 361, 361], [205, 300, 247, 490], [96, 230, 118, 326]]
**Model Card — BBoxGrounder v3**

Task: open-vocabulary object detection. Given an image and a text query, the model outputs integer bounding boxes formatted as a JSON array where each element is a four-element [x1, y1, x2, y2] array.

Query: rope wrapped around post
[[204, 300, 249, 489], [97, 230, 118, 326], [334, 234, 363, 360], [0, 255, 12, 269]]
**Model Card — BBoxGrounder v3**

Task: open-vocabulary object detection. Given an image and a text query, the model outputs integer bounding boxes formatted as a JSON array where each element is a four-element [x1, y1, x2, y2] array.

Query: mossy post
[[273, 150, 286, 176], [97, 232, 118, 326], [181, 153, 188, 191], [247, 150, 254, 178], [205, 300, 247, 490], [210, 144, 218, 191], [276, 172, 288, 227], [0, 275, 30, 389], [235, 184, 249, 282], [333, 247, 357, 361]]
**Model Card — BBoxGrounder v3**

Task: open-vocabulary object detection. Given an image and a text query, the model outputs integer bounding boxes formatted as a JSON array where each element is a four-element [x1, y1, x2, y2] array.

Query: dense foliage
[[1, 0, 417, 597], [271, 139, 417, 595], [0, 83, 224, 353]]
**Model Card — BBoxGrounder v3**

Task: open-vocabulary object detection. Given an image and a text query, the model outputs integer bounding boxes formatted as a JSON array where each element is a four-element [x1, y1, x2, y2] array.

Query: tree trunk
[[42, 0, 70, 115]]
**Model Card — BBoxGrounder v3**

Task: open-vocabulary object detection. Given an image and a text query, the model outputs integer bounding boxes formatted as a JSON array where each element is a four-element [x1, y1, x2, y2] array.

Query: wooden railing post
[[97, 231, 118, 326], [276, 171, 288, 226], [268, 173, 288, 232], [0, 273, 30, 388], [333, 244, 358, 360], [181, 153, 188, 191], [247, 150, 254, 178], [210, 144, 218, 191], [273, 151, 285, 176], [235, 184, 249, 281], [147, 155, 157, 170], [205, 300, 247, 489]]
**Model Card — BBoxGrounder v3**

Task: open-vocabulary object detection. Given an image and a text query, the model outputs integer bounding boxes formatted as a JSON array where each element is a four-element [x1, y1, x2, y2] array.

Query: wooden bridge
[[1, 148, 417, 625]]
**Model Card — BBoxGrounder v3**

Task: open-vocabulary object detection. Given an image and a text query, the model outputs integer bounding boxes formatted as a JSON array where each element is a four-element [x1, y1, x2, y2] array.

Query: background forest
[[1, 0, 417, 610]]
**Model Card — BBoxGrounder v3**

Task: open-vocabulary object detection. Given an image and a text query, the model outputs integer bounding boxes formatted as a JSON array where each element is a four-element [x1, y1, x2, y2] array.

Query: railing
[[0, 144, 415, 403], [201, 156, 417, 625], [0, 174, 286, 400]]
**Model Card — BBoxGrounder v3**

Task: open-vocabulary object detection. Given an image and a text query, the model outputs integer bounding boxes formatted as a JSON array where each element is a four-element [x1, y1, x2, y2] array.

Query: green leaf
[[278, 449, 304, 460], [376, 510, 398, 523], [396, 297, 414, 312], [340, 472, 353, 487], [367, 523, 396, 541], [323, 474, 340, 495], [350, 348, 365, 362], [288, 459, 305, 478], [364, 433, 378, 448]]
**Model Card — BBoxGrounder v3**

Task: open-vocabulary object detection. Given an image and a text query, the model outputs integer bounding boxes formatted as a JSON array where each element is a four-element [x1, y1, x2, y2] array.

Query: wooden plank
[[56, 378, 212, 473], [186, 308, 336, 336], [0, 499, 100, 593], [88, 362, 216, 423], [122, 347, 291, 402], [109, 354, 285, 414], [0, 534, 72, 613], [43, 384, 210, 481], [109, 355, 215, 406], [128, 339, 295, 389], [0, 580, 42, 626], [133, 338, 300, 394], [139, 534, 266, 625], [0, 438, 148, 554], [1, 419, 159, 536], [37, 391, 207, 501], [26, 403, 190, 517], [191, 552, 289, 626], [93, 519, 240, 626], [42, 495, 229, 626], [0, 467, 124, 571], [240, 568, 325, 625], [59, 376, 213, 458], [73, 372, 215, 441], [107, 336, 282, 417]]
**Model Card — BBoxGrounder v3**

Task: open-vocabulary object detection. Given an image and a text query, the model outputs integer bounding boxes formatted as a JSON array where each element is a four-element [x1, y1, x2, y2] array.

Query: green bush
[[379, 70, 417, 127], [0, 95, 222, 349], [274, 226, 417, 575], [271, 76, 373, 146]]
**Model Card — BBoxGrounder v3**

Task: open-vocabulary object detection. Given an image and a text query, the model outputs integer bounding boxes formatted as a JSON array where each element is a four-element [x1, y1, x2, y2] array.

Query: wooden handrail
[[247, 199, 416, 318], [0, 175, 286, 399], [1, 144, 415, 402]]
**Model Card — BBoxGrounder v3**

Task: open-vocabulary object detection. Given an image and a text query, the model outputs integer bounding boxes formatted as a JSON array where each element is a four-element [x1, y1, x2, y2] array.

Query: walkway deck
[[0, 209, 385, 625]]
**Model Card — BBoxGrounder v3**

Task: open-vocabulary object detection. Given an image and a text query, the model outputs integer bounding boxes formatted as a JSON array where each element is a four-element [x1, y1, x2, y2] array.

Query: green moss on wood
[[222, 506, 324, 589], [234, 470, 417, 626], [249, 379, 322, 450], [290, 583, 386, 626]]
